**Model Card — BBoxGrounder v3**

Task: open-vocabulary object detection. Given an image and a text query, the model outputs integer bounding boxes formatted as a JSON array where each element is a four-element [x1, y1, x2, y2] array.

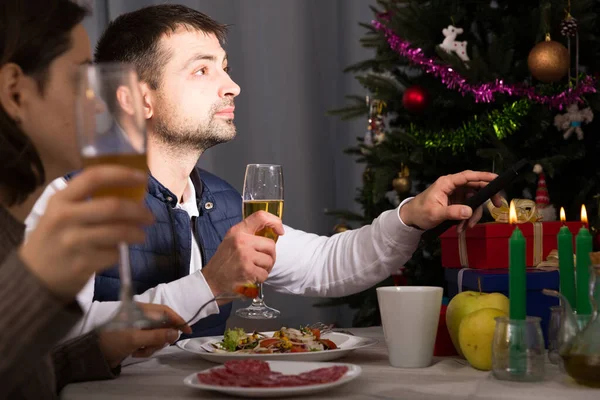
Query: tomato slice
[[311, 328, 321, 340], [234, 283, 259, 299], [258, 338, 280, 348], [319, 339, 337, 350], [290, 345, 308, 353]]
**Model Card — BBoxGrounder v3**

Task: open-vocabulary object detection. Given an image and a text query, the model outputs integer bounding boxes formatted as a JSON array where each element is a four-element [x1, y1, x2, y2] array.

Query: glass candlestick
[[492, 316, 545, 382]]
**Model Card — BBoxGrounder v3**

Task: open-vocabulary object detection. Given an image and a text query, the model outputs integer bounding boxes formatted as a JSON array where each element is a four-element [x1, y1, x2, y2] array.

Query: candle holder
[[575, 313, 593, 329], [492, 316, 545, 382], [546, 307, 591, 368], [547, 307, 591, 367], [547, 306, 562, 365]]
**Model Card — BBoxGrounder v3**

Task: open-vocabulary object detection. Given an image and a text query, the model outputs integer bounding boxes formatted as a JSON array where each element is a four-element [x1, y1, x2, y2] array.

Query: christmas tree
[[325, 0, 600, 326]]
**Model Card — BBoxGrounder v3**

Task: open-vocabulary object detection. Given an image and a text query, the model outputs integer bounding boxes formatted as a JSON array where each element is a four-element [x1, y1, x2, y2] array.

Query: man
[[27, 4, 500, 339]]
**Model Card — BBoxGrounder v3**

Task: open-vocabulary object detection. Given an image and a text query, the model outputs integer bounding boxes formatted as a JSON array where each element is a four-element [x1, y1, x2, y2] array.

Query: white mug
[[376, 286, 443, 368]]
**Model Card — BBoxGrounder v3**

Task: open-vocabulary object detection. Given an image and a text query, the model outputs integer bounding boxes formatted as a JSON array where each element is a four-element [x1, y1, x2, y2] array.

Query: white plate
[[183, 360, 361, 398], [176, 331, 377, 363]]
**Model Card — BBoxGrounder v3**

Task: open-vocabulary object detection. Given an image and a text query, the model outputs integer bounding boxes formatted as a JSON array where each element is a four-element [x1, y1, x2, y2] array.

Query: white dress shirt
[[25, 177, 423, 339]]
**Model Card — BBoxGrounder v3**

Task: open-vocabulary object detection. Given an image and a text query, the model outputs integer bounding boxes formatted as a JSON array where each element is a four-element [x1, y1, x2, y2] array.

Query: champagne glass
[[235, 164, 284, 319], [76, 62, 159, 330]]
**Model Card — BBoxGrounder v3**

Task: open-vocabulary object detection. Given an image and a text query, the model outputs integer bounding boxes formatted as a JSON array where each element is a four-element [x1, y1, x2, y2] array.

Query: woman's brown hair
[[0, 0, 87, 206]]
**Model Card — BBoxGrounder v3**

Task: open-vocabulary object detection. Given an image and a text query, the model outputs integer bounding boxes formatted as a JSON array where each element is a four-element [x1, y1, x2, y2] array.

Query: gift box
[[433, 304, 459, 357], [391, 266, 408, 286], [440, 221, 581, 270], [445, 268, 559, 346]]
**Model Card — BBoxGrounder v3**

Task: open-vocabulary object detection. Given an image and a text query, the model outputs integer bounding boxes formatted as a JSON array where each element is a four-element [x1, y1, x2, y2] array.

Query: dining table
[[61, 326, 599, 399]]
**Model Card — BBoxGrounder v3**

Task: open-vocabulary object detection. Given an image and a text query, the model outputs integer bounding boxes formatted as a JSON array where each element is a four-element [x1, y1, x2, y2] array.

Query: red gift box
[[391, 266, 408, 286], [434, 304, 458, 357], [440, 221, 582, 270]]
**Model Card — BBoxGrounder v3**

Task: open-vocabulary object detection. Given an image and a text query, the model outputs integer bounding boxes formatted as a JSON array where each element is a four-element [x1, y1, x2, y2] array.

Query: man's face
[[150, 28, 240, 151]]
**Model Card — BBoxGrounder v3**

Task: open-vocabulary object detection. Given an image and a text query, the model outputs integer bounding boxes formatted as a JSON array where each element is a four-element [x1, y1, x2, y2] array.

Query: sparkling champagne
[[82, 153, 147, 202], [243, 200, 284, 242]]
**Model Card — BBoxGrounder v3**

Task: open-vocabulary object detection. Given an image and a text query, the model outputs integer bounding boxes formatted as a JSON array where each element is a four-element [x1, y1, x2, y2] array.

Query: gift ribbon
[[533, 222, 543, 266], [457, 267, 473, 293], [535, 249, 559, 271], [486, 198, 542, 223], [458, 222, 544, 268], [535, 249, 576, 271], [458, 230, 468, 268]]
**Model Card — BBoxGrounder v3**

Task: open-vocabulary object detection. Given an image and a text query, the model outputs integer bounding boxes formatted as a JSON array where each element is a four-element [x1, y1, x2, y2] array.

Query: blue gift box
[[445, 268, 559, 347]]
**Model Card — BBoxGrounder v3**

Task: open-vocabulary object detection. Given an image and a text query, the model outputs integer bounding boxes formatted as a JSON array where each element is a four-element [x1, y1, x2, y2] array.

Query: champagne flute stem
[[101, 242, 164, 330], [118, 242, 134, 301], [252, 283, 265, 306]]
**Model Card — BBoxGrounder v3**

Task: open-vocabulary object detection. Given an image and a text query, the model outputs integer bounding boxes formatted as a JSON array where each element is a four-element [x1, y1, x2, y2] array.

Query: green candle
[[508, 201, 527, 376], [576, 205, 592, 315], [557, 207, 576, 310], [509, 201, 526, 320]]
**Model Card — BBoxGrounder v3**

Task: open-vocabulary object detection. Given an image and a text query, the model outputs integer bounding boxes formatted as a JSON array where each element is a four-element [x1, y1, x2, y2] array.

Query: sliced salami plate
[[183, 360, 361, 398], [176, 331, 377, 363]]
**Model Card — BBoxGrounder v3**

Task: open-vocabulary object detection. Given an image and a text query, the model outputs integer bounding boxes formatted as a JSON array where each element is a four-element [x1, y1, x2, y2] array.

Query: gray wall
[[83, 0, 376, 329]]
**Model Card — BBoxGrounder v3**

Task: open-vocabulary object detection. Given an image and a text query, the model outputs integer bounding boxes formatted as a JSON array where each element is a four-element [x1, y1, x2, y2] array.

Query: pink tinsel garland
[[372, 20, 597, 110]]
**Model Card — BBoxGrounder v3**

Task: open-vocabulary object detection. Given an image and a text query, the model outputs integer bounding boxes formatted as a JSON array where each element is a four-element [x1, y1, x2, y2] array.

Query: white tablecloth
[[61, 327, 599, 399]]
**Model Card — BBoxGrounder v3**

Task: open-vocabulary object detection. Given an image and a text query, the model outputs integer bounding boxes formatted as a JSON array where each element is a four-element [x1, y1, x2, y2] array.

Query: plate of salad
[[176, 326, 378, 363]]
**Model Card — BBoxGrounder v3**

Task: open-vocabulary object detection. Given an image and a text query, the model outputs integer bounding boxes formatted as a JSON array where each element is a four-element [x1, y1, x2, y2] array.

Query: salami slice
[[269, 375, 309, 387], [224, 360, 271, 376], [299, 366, 349, 384], [197, 372, 233, 386], [197, 361, 349, 388]]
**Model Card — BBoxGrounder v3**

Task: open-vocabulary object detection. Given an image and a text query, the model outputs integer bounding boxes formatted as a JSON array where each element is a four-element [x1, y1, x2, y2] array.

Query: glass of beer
[[235, 164, 284, 319], [76, 62, 158, 330]]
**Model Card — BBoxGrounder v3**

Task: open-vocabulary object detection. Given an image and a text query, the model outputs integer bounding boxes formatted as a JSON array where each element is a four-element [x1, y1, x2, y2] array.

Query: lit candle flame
[[581, 205, 588, 226], [509, 200, 517, 224], [560, 207, 566, 224]]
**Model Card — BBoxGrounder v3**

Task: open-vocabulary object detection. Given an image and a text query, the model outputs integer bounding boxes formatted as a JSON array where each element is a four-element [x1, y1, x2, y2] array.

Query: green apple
[[459, 307, 507, 370], [446, 291, 509, 357]]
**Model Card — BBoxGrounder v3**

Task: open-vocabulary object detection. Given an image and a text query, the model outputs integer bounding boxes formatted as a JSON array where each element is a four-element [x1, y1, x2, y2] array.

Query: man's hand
[[399, 170, 503, 232], [98, 303, 192, 368], [201, 211, 284, 297], [20, 166, 154, 303]]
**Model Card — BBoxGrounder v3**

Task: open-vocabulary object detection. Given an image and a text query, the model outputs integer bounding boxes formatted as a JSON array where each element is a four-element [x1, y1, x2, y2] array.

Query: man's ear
[[139, 82, 153, 120], [0, 63, 28, 123]]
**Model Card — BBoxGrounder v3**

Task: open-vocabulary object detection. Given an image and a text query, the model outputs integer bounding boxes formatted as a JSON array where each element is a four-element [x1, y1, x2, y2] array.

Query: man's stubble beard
[[153, 102, 236, 153]]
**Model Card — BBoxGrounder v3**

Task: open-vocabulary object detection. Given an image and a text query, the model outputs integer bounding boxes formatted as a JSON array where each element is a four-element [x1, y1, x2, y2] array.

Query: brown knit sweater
[[0, 206, 117, 399]]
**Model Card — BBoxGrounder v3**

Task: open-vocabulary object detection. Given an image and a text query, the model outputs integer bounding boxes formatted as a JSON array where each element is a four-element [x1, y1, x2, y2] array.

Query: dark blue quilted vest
[[65, 167, 242, 338]]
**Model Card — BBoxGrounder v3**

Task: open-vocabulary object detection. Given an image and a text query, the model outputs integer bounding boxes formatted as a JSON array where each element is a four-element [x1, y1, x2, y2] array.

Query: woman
[[0, 0, 191, 398]]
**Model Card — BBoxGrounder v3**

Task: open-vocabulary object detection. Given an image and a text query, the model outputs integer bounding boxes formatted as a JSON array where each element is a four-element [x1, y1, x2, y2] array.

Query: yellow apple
[[458, 308, 507, 370], [446, 291, 509, 357]]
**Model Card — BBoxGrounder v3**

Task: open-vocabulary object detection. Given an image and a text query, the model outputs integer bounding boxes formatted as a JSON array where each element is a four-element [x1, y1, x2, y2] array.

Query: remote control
[[420, 158, 530, 241]]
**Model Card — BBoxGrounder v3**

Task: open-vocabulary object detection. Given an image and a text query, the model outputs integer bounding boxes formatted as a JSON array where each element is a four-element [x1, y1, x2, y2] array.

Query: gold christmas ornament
[[363, 167, 373, 184], [333, 221, 351, 234], [527, 34, 569, 82], [392, 165, 412, 195]]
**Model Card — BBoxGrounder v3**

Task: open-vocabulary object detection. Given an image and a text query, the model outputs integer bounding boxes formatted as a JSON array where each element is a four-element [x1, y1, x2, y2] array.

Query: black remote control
[[420, 158, 530, 241]]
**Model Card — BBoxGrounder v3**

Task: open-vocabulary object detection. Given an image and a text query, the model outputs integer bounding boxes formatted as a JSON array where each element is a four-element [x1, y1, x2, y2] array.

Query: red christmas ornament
[[402, 85, 429, 113], [377, 11, 391, 21]]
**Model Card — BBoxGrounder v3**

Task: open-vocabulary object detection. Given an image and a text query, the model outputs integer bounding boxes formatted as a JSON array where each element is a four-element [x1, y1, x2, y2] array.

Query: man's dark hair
[[95, 4, 228, 90], [0, 0, 87, 206]]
